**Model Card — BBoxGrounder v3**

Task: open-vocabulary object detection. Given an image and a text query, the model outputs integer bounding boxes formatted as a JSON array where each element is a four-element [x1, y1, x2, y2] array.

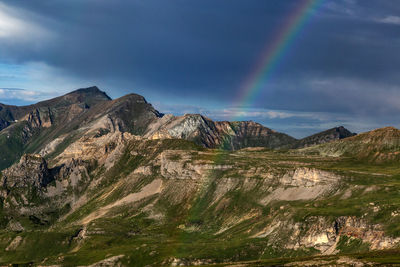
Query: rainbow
[[172, 1, 324, 252], [232, 0, 322, 120]]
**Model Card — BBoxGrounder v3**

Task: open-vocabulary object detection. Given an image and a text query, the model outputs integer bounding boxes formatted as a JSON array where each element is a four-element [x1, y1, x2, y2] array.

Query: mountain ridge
[[0, 86, 356, 156], [294, 126, 356, 148], [0, 86, 357, 138], [299, 126, 400, 162], [0, 86, 400, 266], [0, 87, 298, 170]]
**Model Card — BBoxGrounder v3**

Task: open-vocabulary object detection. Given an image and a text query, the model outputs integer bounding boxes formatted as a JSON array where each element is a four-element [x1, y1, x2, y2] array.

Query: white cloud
[[323, 1, 356, 16], [153, 102, 327, 121], [207, 107, 329, 121], [0, 2, 52, 42], [376, 15, 400, 25], [0, 88, 43, 102], [215, 108, 295, 120]]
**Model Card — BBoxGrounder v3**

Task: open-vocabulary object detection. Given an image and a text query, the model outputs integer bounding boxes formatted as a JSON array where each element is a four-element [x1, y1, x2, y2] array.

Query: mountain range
[[0, 86, 355, 171], [0, 86, 399, 266]]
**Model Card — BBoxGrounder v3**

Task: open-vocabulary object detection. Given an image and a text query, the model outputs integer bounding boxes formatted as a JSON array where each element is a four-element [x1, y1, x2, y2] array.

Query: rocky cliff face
[[2, 154, 52, 189], [145, 115, 356, 150], [145, 114, 297, 150], [0, 87, 112, 170]]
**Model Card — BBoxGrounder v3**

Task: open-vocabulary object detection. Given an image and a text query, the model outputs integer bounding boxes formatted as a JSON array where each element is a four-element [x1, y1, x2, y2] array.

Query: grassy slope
[[0, 139, 400, 265], [0, 122, 29, 170]]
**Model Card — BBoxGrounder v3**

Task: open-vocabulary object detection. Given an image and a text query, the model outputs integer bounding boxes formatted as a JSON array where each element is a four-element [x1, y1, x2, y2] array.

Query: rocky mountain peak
[[334, 126, 356, 138], [72, 85, 105, 94], [48, 86, 111, 108], [0, 86, 111, 131], [69, 85, 110, 97], [116, 93, 148, 104], [144, 113, 297, 149], [294, 126, 356, 148]]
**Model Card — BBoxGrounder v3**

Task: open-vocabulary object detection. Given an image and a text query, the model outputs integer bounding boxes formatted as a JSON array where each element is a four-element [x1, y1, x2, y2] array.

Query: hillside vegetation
[[0, 87, 399, 266]]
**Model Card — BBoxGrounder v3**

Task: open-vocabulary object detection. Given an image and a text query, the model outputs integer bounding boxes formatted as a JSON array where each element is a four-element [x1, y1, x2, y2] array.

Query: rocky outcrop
[[334, 216, 400, 250], [93, 93, 163, 135], [0, 151, 98, 220], [159, 150, 232, 180], [1, 154, 53, 189], [281, 168, 340, 187], [285, 216, 400, 253], [5, 236, 23, 251], [0, 154, 60, 217], [260, 168, 341, 204], [145, 114, 297, 150]]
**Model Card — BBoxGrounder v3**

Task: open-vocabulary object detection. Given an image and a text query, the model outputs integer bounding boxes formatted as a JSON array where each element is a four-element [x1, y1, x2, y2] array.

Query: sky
[[0, 0, 400, 138]]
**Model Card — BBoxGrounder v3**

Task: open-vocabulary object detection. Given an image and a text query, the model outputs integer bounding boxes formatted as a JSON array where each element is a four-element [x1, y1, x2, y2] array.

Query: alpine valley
[[0, 86, 400, 266]]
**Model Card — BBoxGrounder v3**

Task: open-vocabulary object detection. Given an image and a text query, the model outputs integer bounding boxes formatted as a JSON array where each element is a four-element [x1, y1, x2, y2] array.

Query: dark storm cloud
[[3, 0, 291, 97], [1, 0, 400, 136]]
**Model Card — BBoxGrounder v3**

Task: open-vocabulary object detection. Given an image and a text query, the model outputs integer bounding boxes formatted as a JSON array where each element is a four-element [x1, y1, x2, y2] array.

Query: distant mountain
[[0, 87, 110, 169], [144, 113, 297, 150], [293, 126, 356, 148], [0, 86, 358, 171], [0, 87, 162, 170], [0, 86, 299, 169], [299, 126, 400, 162], [0, 86, 362, 170], [0, 86, 111, 131]]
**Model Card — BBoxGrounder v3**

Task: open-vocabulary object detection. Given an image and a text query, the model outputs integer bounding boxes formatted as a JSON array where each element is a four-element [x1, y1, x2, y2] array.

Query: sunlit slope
[[1, 135, 400, 265], [298, 127, 400, 162]]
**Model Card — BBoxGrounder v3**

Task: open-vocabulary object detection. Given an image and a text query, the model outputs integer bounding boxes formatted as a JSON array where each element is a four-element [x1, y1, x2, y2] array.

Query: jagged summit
[[35, 85, 111, 108], [144, 112, 297, 150], [66, 85, 112, 101]]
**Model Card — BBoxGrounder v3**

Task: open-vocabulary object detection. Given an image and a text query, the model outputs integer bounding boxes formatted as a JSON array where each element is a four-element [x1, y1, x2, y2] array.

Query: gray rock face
[[145, 114, 297, 150], [0, 87, 113, 171], [2, 154, 53, 189]]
